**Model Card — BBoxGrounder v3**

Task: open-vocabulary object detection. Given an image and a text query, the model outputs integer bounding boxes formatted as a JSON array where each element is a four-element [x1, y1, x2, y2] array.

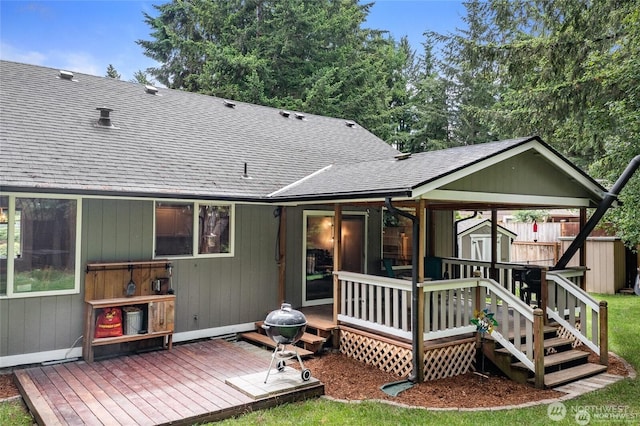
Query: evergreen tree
[[105, 64, 121, 79], [137, 0, 406, 140], [130, 70, 153, 85]]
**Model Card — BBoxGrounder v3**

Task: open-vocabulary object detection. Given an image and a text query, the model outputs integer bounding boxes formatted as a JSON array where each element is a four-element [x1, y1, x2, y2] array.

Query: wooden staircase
[[239, 315, 339, 356], [484, 323, 608, 388]]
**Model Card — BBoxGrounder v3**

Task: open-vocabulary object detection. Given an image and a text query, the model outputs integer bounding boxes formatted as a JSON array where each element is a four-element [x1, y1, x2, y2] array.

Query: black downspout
[[555, 155, 640, 270], [454, 211, 479, 258], [385, 197, 420, 382]]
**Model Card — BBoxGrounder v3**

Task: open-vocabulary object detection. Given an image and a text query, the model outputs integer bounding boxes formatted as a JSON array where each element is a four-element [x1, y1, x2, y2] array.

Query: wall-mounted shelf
[[83, 260, 175, 362]]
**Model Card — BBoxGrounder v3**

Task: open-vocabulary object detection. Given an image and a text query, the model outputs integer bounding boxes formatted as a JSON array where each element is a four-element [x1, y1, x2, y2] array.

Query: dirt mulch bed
[[0, 373, 19, 400], [300, 348, 632, 409]]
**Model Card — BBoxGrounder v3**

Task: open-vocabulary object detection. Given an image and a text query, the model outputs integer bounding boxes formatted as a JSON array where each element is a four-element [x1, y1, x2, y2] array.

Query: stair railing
[[545, 270, 608, 365], [476, 278, 537, 372]]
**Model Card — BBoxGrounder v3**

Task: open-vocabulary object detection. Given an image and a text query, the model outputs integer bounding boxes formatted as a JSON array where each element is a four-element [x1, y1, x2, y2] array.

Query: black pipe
[[555, 155, 640, 270], [385, 197, 421, 383], [454, 211, 479, 258]]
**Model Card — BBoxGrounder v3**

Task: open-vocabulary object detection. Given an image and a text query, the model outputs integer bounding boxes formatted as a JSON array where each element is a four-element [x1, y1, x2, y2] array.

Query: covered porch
[[272, 137, 613, 387]]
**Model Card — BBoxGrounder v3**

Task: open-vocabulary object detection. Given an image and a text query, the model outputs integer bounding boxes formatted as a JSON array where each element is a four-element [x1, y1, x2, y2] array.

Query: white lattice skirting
[[339, 328, 476, 381]]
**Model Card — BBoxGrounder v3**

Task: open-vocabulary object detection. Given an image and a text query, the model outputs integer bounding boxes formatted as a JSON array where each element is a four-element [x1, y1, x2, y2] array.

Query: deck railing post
[[416, 286, 425, 381], [533, 308, 545, 389], [599, 300, 608, 366], [540, 269, 548, 325]]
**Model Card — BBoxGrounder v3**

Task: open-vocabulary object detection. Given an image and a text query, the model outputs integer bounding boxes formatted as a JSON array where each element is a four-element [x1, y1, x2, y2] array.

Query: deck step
[[254, 321, 327, 352], [532, 363, 609, 388], [239, 331, 314, 358], [512, 349, 589, 370], [495, 337, 574, 356]]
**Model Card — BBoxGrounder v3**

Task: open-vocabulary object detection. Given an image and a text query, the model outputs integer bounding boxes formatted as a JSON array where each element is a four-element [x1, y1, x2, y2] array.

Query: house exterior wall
[[432, 210, 454, 258], [283, 205, 379, 309], [0, 198, 280, 361]]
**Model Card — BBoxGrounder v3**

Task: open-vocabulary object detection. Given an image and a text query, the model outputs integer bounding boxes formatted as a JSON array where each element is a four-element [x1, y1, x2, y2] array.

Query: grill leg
[[264, 343, 282, 383]]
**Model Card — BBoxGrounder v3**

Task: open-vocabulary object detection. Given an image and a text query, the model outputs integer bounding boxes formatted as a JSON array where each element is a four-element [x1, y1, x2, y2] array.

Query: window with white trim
[[0, 194, 81, 297], [154, 201, 234, 258]]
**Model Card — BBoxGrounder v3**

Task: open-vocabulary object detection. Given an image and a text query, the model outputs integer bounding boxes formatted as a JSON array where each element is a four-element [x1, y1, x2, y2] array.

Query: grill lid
[[264, 303, 306, 327]]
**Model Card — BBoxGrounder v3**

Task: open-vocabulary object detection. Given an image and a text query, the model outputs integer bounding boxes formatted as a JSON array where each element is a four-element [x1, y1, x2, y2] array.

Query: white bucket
[[123, 307, 143, 335]]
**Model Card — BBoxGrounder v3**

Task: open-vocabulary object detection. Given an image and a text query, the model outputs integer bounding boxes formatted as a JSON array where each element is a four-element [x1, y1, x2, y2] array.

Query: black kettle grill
[[262, 303, 311, 383]]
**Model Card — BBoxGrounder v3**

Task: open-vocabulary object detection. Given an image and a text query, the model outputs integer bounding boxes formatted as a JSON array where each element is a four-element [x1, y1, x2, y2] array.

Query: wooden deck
[[14, 339, 324, 425]]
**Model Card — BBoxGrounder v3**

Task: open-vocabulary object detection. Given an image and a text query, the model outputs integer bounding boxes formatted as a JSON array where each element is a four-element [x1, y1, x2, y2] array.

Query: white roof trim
[[268, 164, 334, 197], [422, 189, 594, 207]]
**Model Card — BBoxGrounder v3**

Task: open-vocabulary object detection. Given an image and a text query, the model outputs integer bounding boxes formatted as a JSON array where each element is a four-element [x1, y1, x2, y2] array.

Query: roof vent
[[394, 152, 411, 161], [241, 162, 252, 179], [279, 110, 291, 118], [345, 120, 356, 128], [294, 112, 305, 120], [58, 70, 74, 80], [223, 100, 236, 108], [96, 107, 114, 127], [144, 85, 158, 95]]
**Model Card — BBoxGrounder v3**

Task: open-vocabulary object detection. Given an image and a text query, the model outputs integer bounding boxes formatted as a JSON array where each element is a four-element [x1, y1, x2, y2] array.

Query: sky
[[0, 0, 465, 81]]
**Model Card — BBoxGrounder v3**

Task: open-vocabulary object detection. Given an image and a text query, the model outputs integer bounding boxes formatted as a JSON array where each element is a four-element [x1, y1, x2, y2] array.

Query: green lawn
[[1, 294, 638, 425]]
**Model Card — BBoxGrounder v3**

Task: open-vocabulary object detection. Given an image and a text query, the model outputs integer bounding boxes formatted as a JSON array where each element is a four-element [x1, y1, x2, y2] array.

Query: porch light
[[0, 208, 6, 224]]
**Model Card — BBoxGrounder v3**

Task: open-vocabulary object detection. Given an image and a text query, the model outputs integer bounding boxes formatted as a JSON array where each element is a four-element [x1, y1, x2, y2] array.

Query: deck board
[[15, 339, 324, 425]]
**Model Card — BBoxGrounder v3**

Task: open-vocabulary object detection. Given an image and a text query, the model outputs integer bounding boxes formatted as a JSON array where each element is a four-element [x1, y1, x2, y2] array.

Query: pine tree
[[105, 64, 121, 79]]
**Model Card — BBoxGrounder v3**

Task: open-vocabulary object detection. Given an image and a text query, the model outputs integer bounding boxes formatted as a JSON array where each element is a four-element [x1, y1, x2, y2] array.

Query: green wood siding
[[1, 199, 280, 358], [442, 151, 594, 199]]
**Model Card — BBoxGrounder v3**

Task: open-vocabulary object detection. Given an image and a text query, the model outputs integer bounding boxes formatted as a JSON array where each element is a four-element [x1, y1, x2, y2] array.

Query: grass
[[0, 400, 32, 426], [1, 294, 638, 426]]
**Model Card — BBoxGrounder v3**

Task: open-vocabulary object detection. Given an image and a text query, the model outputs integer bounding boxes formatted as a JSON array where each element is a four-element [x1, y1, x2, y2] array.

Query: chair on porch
[[382, 258, 396, 278]]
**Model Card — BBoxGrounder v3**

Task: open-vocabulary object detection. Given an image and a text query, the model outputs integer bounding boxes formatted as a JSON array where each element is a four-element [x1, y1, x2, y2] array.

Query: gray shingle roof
[[0, 60, 399, 200], [268, 137, 536, 200], [1, 61, 605, 205]]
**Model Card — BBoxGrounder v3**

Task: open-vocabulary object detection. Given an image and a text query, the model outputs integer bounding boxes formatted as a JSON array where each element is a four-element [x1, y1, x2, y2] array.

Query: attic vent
[[279, 110, 291, 118], [345, 120, 356, 128], [96, 107, 114, 127], [294, 112, 305, 120], [394, 152, 411, 161], [59, 70, 74, 80], [241, 162, 252, 179], [144, 85, 158, 95], [223, 100, 236, 108]]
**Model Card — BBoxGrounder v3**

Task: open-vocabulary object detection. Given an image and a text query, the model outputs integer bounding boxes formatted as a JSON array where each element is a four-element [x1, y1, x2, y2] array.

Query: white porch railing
[[334, 271, 538, 372], [441, 257, 523, 294], [336, 272, 413, 340]]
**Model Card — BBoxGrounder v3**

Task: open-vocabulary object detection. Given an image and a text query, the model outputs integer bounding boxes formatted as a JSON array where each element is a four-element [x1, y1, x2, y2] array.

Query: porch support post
[[278, 207, 286, 304], [599, 301, 608, 366], [385, 197, 422, 382], [579, 208, 587, 290], [533, 308, 545, 389], [333, 204, 342, 325], [416, 200, 426, 382], [490, 209, 498, 281]]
